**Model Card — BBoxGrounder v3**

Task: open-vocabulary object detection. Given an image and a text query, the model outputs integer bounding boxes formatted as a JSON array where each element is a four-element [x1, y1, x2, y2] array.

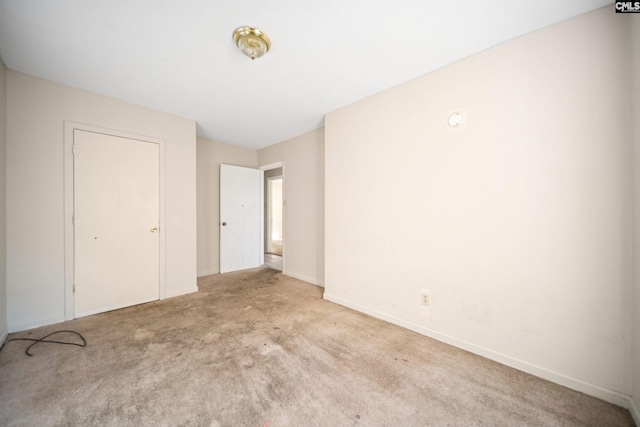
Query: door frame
[[63, 121, 166, 321], [260, 162, 285, 271]]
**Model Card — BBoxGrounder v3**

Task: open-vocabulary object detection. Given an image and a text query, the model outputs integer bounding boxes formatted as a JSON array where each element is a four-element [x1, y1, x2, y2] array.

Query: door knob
[[150, 227, 158, 233], [222, 222, 227, 226]]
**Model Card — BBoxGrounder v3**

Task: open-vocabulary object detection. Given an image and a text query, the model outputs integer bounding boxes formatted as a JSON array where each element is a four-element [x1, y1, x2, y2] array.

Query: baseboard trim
[[630, 398, 639, 426], [77, 296, 162, 318], [283, 271, 324, 287], [0, 325, 8, 347], [8, 315, 66, 333], [165, 286, 199, 298], [197, 270, 219, 278], [8, 286, 199, 333], [323, 293, 632, 410]]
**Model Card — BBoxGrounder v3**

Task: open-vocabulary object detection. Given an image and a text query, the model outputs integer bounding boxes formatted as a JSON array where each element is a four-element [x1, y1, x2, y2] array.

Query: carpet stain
[[134, 329, 155, 341]]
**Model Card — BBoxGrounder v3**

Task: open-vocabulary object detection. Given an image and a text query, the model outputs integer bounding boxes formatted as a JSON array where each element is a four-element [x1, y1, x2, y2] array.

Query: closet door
[[74, 129, 160, 317]]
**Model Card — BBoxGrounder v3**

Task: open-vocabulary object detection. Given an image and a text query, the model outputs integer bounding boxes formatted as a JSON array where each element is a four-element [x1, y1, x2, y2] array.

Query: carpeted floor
[[0, 268, 635, 426]]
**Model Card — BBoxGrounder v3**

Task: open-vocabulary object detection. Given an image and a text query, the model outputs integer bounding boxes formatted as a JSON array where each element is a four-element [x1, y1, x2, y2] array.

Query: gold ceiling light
[[233, 27, 271, 60]]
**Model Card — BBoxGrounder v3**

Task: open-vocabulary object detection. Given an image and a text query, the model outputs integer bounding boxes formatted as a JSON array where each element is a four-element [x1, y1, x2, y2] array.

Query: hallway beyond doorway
[[269, 238, 282, 256], [264, 253, 282, 271]]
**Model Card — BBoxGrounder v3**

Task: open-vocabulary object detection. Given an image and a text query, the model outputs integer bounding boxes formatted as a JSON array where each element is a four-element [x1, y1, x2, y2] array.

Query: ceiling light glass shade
[[233, 27, 271, 60]]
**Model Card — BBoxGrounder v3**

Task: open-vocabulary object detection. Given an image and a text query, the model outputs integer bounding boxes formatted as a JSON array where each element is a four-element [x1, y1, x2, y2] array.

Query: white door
[[220, 164, 263, 273], [74, 130, 160, 317]]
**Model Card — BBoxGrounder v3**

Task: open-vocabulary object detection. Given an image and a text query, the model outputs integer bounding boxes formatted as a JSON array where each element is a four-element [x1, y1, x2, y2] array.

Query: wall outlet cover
[[421, 289, 431, 306]]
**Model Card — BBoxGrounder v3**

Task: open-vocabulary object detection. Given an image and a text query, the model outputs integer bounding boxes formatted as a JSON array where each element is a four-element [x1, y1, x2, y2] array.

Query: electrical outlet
[[421, 289, 431, 306]]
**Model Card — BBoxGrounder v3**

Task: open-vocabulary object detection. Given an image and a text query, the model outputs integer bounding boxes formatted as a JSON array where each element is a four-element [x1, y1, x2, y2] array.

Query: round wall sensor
[[448, 112, 463, 127]]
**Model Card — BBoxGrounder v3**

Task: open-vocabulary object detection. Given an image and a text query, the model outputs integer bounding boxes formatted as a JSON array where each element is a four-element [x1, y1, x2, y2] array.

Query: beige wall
[[632, 12, 640, 423], [6, 71, 197, 331], [196, 137, 256, 276], [0, 57, 6, 342], [196, 131, 324, 286], [326, 7, 633, 408], [258, 128, 324, 286]]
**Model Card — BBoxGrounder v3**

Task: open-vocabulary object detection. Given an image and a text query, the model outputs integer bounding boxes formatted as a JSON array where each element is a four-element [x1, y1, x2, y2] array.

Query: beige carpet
[[0, 268, 634, 426]]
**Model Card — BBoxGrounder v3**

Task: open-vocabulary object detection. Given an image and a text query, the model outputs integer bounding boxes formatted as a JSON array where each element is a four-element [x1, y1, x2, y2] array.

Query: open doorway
[[263, 166, 283, 271]]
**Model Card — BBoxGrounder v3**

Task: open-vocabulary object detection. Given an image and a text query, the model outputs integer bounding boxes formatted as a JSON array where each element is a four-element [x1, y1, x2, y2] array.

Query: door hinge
[[72, 144, 76, 155], [73, 284, 76, 293], [72, 214, 75, 225]]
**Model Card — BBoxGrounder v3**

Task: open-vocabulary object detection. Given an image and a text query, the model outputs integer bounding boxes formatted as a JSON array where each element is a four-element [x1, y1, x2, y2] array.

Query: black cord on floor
[[3, 330, 87, 356]]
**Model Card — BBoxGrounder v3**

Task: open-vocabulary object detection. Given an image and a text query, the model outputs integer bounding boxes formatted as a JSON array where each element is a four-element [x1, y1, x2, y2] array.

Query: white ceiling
[[0, 0, 612, 149]]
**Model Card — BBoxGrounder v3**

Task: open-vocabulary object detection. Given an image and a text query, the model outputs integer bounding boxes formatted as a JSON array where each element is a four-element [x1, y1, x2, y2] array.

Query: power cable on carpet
[[1, 330, 87, 356]]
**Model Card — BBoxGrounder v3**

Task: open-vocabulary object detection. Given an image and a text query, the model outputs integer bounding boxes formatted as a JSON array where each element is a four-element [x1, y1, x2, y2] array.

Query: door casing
[[260, 162, 285, 271], [266, 175, 283, 254]]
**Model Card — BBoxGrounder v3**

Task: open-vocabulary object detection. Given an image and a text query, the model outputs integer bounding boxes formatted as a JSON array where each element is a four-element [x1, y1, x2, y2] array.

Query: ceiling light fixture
[[233, 27, 271, 60]]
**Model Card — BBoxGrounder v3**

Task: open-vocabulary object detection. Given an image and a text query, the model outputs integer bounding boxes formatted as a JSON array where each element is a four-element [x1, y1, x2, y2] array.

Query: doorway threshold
[[264, 253, 282, 271]]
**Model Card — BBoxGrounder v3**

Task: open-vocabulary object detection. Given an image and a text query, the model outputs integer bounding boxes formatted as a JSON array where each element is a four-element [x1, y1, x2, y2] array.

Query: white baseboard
[[8, 314, 66, 333], [165, 286, 199, 298], [10, 287, 198, 331], [197, 270, 219, 278], [630, 398, 639, 426], [323, 293, 633, 410], [76, 296, 160, 318], [283, 270, 324, 287], [0, 325, 8, 347]]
